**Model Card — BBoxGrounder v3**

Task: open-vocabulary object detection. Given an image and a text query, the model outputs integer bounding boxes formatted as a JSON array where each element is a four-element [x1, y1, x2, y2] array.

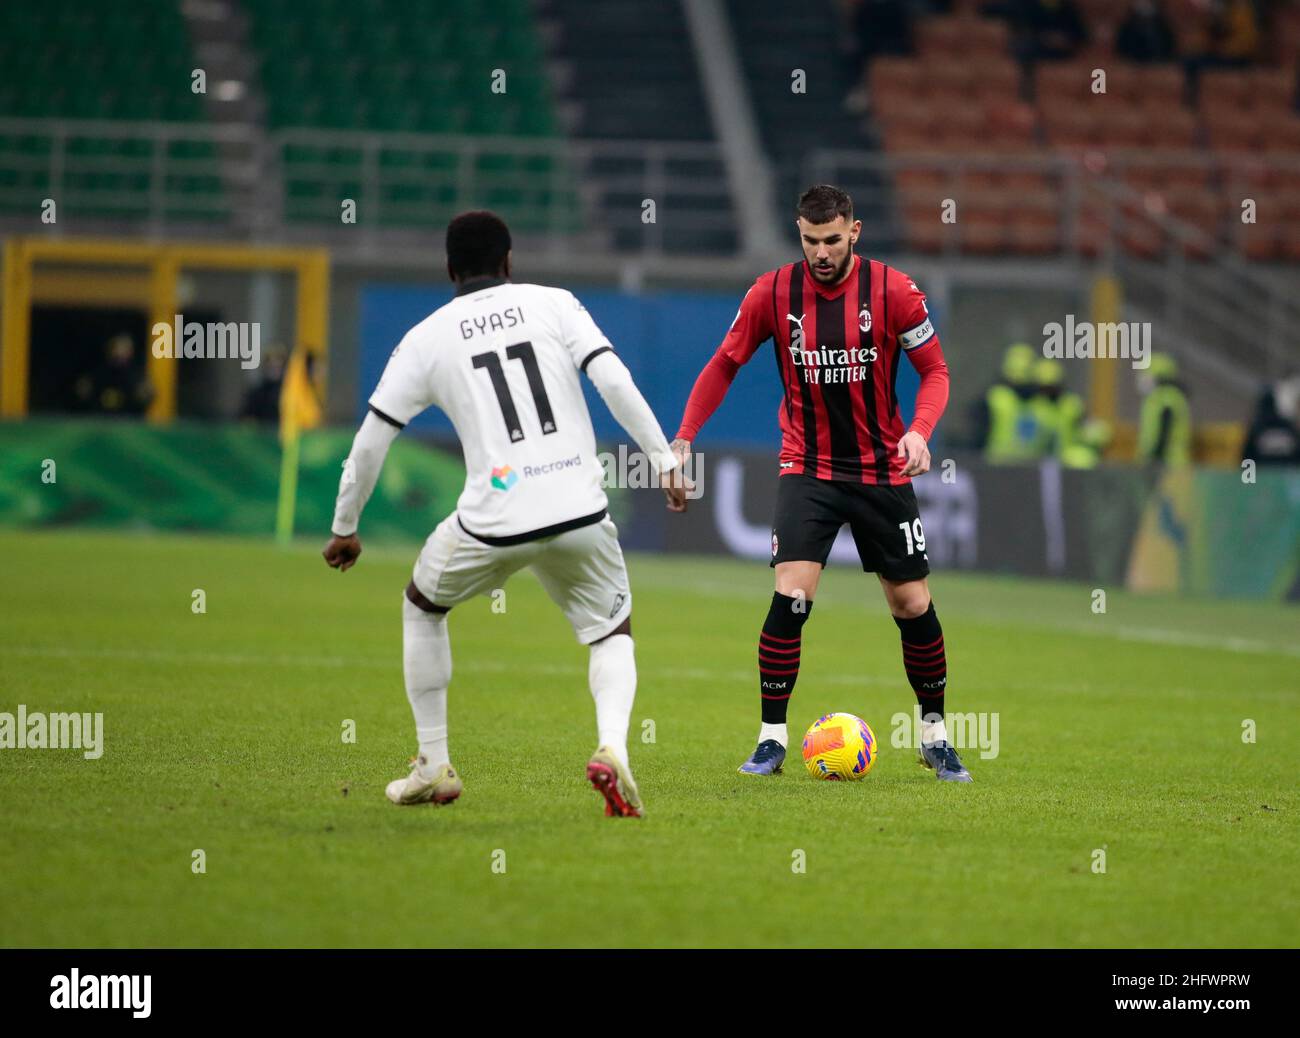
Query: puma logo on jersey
[[786, 312, 805, 352]]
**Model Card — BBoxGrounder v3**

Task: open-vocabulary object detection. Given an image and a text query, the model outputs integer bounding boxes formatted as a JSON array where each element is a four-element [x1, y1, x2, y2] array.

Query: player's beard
[[809, 251, 853, 285]]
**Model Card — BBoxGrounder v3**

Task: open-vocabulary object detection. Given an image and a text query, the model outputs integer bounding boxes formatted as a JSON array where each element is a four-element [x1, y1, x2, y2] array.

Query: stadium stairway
[[723, 0, 899, 251], [535, 0, 739, 253]]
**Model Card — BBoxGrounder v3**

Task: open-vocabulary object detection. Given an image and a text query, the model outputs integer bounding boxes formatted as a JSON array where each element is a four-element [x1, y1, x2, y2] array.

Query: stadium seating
[[858, 5, 1300, 260], [243, 0, 577, 232], [0, 0, 221, 221], [541, 0, 737, 253]]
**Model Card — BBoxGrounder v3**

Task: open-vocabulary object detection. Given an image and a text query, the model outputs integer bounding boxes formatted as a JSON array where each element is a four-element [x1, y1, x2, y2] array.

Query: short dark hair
[[796, 184, 853, 224], [446, 210, 512, 279]]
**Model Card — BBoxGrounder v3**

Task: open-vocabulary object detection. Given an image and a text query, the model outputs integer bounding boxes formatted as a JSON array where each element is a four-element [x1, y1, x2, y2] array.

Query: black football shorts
[[769, 473, 930, 581]]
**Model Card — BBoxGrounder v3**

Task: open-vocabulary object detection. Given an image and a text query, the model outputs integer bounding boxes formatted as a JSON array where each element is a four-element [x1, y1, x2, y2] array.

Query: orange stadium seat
[[1147, 106, 1198, 148], [1036, 62, 1101, 102], [1041, 99, 1101, 148], [970, 57, 1022, 104], [915, 17, 968, 57], [1099, 108, 1151, 148], [985, 101, 1039, 148], [1165, 187, 1222, 258], [960, 202, 1011, 254], [1250, 69, 1297, 113], [1203, 108, 1264, 152], [875, 95, 934, 131], [903, 203, 946, 252], [869, 57, 924, 99], [1199, 70, 1252, 110], [1261, 111, 1300, 153], [928, 60, 976, 99], [1133, 66, 1187, 108]]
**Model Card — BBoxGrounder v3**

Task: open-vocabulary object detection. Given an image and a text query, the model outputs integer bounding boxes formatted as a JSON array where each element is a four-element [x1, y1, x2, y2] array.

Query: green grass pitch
[[1, 528, 1296, 948]]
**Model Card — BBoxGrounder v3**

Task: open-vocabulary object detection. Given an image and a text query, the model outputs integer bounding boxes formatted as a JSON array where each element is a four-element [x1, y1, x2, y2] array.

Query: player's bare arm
[[324, 409, 401, 574]]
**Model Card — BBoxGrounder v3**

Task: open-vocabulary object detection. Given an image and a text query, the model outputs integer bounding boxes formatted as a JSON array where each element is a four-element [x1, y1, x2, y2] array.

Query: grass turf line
[[0, 529, 1296, 947]]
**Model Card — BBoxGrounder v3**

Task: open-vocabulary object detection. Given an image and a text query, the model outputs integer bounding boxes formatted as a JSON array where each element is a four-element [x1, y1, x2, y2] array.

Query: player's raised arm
[[557, 290, 689, 512], [891, 271, 950, 478], [672, 274, 774, 467], [323, 333, 433, 569]]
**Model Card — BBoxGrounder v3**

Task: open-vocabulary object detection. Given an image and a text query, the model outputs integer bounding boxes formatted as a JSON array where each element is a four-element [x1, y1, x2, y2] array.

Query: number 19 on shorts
[[899, 518, 926, 556]]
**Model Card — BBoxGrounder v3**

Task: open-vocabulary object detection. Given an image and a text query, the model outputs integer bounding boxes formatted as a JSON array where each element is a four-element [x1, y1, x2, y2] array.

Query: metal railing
[[0, 117, 265, 235], [0, 117, 1295, 380]]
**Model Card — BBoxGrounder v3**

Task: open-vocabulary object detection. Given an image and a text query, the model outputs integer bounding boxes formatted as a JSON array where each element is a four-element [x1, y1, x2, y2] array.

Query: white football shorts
[[411, 512, 632, 644]]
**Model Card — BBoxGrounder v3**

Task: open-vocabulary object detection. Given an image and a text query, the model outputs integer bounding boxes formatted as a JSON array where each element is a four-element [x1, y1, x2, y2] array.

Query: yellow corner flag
[[276, 347, 324, 544]]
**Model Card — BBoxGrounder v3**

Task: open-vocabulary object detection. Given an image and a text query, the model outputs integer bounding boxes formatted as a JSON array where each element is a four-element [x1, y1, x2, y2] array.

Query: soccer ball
[[802, 712, 877, 780]]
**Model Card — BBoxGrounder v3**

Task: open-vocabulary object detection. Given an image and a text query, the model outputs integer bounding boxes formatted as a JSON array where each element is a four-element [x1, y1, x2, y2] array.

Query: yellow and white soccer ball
[[802, 712, 877, 780]]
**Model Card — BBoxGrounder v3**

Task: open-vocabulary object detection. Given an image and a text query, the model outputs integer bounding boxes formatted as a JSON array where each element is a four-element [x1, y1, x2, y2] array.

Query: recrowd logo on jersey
[[491, 465, 518, 491], [898, 318, 935, 351]]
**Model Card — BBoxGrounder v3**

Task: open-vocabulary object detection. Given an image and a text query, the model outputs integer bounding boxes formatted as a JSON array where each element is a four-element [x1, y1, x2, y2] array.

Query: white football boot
[[385, 755, 463, 806]]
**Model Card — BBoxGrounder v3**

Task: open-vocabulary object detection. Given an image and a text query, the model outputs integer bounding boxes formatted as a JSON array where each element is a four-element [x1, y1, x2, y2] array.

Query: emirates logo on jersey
[[859, 306, 872, 333]]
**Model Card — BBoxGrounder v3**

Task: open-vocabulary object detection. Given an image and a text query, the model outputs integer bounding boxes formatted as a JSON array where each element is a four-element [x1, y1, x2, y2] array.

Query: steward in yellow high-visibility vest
[[979, 343, 1045, 462], [1031, 358, 1100, 467], [1137, 353, 1192, 466]]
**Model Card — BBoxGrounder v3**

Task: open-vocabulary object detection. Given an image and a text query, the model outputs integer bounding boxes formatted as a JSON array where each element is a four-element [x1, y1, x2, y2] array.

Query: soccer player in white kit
[[323, 211, 685, 818]]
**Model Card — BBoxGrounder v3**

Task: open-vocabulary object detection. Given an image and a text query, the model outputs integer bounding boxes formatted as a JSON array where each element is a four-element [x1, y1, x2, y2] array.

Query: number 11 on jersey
[[471, 340, 558, 442]]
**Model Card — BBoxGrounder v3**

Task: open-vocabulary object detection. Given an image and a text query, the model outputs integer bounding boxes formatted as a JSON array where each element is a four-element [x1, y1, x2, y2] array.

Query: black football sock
[[759, 592, 813, 725], [894, 602, 946, 726]]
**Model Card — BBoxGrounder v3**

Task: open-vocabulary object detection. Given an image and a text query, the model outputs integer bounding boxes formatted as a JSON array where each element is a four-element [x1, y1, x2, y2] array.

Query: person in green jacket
[[975, 343, 1044, 462], [1137, 353, 1192, 466]]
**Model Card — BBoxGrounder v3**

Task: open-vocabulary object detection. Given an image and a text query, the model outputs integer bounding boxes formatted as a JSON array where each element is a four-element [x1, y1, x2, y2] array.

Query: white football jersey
[[368, 280, 614, 540]]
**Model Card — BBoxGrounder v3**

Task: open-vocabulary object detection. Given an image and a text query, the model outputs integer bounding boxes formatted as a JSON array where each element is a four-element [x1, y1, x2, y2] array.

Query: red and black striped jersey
[[680, 255, 949, 485]]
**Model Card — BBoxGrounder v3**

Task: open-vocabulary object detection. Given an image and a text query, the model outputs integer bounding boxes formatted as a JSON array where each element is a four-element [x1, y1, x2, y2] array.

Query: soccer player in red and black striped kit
[[671, 184, 971, 781]]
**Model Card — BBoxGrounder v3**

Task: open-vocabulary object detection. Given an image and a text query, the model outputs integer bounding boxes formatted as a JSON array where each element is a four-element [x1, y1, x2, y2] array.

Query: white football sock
[[403, 596, 451, 774], [588, 633, 636, 770], [921, 714, 949, 746], [759, 722, 788, 748]]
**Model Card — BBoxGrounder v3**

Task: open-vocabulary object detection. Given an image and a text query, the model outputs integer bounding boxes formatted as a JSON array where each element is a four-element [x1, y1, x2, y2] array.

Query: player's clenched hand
[[897, 431, 931, 477], [323, 533, 362, 571], [664, 438, 693, 513], [661, 462, 693, 513]]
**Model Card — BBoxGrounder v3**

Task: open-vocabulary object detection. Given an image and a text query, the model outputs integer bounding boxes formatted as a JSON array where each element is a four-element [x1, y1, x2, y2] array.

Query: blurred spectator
[[1008, 0, 1089, 62], [1137, 353, 1192, 465], [1031, 358, 1096, 466], [1241, 373, 1300, 467], [1115, 0, 1178, 63], [974, 342, 1048, 461], [73, 333, 154, 417], [241, 344, 288, 424], [1194, 0, 1260, 69]]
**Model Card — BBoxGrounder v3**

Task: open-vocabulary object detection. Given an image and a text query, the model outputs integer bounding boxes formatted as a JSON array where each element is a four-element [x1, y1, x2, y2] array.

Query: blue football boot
[[919, 740, 973, 782], [738, 739, 786, 775]]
